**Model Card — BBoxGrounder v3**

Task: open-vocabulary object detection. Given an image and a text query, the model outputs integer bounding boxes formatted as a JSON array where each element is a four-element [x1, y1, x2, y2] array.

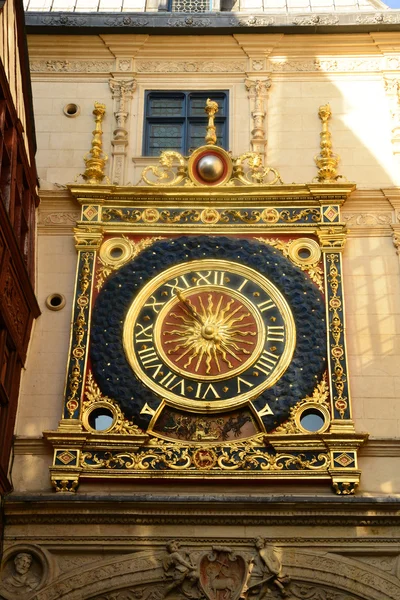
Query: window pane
[[148, 123, 183, 156], [170, 0, 209, 12], [189, 95, 226, 117], [148, 96, 184, 117], [188, 121, 225, 153]]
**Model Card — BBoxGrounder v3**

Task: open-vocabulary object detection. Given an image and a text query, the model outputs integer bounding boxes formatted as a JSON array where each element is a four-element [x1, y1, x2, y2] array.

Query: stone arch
[[30, 548, 400, 600]]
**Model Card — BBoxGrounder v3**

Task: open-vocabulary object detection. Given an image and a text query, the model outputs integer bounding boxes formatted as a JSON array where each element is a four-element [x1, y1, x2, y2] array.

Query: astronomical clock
[[45, 100, 367, 494]]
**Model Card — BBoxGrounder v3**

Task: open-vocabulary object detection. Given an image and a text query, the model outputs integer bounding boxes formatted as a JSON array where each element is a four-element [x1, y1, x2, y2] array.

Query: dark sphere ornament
[[196, 154, 224, 182]]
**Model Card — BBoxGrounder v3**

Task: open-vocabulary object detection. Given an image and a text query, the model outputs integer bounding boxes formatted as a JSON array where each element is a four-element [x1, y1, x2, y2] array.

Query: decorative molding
[[244, 78, 271, 159], [109, 78, 137, 185], [25, 11, 400, 32], [269, 58, 382, 73], [29, 60, 115, 73], [356, 12, 400, 24], [293, 15, 339, 26], [116, 58, 133, 72], [230, 16, 274, 27], [168, 16, 212, 27], [104, 16, 149, 26], [383, 77, 400, 157], [342, 212, 393, 226], [136, 61, 246, 73]]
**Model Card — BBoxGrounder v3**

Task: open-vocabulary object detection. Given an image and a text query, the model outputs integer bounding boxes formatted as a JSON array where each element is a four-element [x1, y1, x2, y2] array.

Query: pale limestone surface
[[13, 31, 400, 498]]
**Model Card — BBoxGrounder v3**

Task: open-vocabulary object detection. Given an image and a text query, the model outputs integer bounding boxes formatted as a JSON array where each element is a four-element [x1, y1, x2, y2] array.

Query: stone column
[[108, 78, 137, 186], [244, 78, 271, 161]]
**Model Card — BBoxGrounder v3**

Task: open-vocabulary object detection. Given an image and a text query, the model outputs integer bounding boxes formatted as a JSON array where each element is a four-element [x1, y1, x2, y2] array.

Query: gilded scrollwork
[[96, 235, 164, 291], [79, 440, 330, 474], [326, 253, 348, 418], [234, 152, 283, 186], [275, 376, 330, 434], [141, 151, 187, 186], [66, 252, 93, 418], [255, 237, 324, 292], [83, 372, 143, 435]]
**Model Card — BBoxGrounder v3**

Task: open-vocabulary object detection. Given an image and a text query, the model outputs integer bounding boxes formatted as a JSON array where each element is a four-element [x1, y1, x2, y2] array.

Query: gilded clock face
[[90, 236, 326, 432], [123, 260, 296, 411]]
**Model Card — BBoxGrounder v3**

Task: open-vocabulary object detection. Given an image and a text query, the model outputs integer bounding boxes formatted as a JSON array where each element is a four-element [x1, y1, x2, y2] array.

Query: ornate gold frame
[[43, 104, 368, 495]]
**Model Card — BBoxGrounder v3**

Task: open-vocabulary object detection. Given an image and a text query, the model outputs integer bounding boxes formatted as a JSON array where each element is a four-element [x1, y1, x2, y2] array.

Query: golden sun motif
[[158, 288, 264, 380]]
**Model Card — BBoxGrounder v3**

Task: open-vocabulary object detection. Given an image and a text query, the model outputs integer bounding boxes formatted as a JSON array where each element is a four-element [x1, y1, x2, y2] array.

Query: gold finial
[[314, 103, 340, 182], [205, 98, 219, 145], [82, 102, 108, 185]]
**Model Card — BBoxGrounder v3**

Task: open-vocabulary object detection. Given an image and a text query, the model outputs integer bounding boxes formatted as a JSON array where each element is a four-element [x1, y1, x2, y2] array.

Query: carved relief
[[200, 547, 247, 600], [384, 77, 400, 156], [246, 539, 291, 598], [269, 58, 382, 73], [0, 551, 43, 599], [0, 262, 29, 346], [30, 60, 114, 73], [342, 212, 393, 226], [137, 61, 246, 73], [245, 78, 271, 159], [109, 78, 137, 185], [163, 541, 200, 597], [293, 15, 339, 26]]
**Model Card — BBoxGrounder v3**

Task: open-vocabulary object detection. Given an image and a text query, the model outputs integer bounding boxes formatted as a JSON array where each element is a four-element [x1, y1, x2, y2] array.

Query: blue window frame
[[143, 91, 228, 157]]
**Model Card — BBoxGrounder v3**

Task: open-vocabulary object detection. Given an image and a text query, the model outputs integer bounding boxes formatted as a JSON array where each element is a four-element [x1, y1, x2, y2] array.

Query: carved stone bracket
[[245, 78, 271, 160], [109, 78, 137, 185]]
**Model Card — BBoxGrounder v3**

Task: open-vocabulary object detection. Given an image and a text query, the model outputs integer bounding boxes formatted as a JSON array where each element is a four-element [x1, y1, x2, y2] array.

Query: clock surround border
[[44, 182, 367, 494]]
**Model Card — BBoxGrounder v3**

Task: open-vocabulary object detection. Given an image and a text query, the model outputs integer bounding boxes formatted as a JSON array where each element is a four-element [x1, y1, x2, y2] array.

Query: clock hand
[[175, 290, 205, 326]]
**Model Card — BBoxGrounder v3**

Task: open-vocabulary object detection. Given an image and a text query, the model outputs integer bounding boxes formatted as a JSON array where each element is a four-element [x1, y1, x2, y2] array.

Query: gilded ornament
[[314, 103, 341, 182], [275, 375, 330, 435], [234, 152, 283, 186], [255, 237, 324, 292], [326, 253, 348, 418], [83, 372, 142, 435], [81, 102, 109, 185], [66, 252, 93, 418], [96, 236, 164, 291], [142, 150, 187, 186], [204, 98, 219, 145]]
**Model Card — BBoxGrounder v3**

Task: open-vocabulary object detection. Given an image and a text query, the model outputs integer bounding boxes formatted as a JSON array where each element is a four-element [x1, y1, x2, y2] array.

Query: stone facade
[[1, 6, 400, 600]]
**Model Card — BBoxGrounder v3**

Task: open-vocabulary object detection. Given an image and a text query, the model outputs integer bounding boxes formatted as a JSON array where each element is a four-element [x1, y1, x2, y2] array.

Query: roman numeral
[[254, 350, 279, 376], [137, 346, 163, 378], [257, 298, 276, 312], [257, 401, 274, 417], [237, 278, 248, 292], [144, 295, 165, 314], [266, 326, 285, 343], [159, 371, 185, 394], [195, 383, 220, 399], [237, 377, 254, 394], [163, 275, 190, 296], [135, 323, 154, 342]]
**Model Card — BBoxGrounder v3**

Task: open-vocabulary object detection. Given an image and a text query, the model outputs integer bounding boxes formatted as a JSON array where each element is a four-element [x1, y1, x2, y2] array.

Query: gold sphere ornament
[[196, 154, 224, 182]]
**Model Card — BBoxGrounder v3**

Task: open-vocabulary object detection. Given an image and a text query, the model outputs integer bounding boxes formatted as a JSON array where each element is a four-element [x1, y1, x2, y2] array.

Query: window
[[143, 91, 228, 157], [169, 0, 211, 11]]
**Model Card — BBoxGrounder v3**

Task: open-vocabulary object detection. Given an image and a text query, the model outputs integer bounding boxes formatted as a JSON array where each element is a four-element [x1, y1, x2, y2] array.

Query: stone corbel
[[109, 78, 137, 185], [383, 77, 400, 156], [244, 78, 271, 161]]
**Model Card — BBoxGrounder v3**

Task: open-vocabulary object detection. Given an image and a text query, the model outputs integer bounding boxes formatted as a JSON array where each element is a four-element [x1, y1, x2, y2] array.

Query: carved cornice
[[5, 495, 400, 527], [25, 12, 400, 34]]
